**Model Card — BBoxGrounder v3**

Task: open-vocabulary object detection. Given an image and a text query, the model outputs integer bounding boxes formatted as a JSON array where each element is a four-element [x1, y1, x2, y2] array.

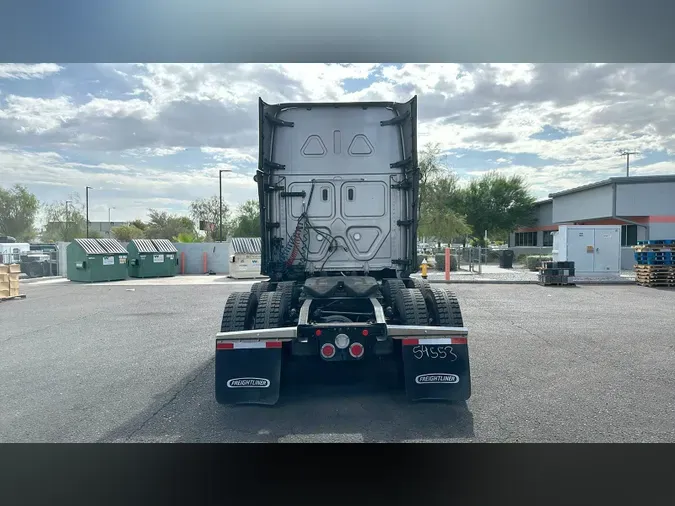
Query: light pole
[[85, 186, 93, 238], [219, 169, 232, 242], [108, 207, 115, 236], [65, 200, 73, 241]]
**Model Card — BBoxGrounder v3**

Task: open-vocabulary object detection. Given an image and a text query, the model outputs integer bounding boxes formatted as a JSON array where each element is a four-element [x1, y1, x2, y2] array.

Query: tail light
[[320, 343, 336, 359], [349, 342, 364, 358]]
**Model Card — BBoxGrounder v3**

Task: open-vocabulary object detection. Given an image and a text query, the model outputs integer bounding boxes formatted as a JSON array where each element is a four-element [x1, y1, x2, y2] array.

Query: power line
[[619, 150, 639, 177]]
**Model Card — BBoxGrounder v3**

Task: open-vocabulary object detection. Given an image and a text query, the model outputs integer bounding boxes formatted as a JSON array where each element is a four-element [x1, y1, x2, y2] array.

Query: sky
[[1, 63, 674, 224]]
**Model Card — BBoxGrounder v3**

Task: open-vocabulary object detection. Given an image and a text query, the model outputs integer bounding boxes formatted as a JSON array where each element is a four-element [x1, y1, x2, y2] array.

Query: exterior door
[[567, 227, 594, 273], [593, 227, 620, 273]]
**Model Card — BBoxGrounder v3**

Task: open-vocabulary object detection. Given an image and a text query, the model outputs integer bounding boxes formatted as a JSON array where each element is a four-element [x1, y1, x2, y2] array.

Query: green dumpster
[[127, 238, 178, 278], [151, 239, 179, 276], [66, 238, 128, 283]]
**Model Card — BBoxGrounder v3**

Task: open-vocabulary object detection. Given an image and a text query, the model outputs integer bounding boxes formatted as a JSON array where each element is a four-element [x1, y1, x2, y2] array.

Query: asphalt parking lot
[[1, 278, 674, 443]]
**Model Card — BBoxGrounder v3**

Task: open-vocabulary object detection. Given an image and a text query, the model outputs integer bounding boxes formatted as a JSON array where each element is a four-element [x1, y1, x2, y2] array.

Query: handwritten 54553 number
[[411, 345, 458, 361]]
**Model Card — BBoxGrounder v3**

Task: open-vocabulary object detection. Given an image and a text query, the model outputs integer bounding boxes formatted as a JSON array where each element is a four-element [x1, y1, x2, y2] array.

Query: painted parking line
[[277, 433, 365, 443]]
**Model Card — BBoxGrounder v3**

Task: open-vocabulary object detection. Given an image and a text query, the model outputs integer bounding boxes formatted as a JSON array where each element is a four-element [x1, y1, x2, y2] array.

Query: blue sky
[[1, 63, 674, 224]]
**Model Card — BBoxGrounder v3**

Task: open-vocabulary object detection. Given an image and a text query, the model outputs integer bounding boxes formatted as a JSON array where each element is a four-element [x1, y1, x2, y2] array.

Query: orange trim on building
[[515, 216, 675, 233], [649, 216, 675, 223], [514, 225, 559, 233]]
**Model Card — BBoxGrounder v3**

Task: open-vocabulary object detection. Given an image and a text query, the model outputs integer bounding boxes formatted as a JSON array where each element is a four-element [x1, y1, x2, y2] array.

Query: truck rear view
[[215, 96, 471, 405]]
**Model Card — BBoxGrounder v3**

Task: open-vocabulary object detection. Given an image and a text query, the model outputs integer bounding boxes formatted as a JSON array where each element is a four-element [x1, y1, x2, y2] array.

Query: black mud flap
[[215, 343, 282, 406], [401, 337, 471, 402]]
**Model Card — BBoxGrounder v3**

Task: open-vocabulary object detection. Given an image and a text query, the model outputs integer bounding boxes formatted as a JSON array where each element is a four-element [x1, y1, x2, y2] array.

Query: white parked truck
[[215, 96, 471, 405]]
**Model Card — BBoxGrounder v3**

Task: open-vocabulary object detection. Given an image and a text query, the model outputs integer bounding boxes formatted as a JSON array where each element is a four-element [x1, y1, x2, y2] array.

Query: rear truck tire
[[394, 287, 430, 325], [215, 291, 282, 406], [254, 291, 288, 329], [275, 280, 297, 307], [424, 287, 464, 327], [406, 277, 431, 298], [382, 279, 407, 307], [220, 291, 257, 332], [395, 287, 471, 402], [250, 281, 271, 302]]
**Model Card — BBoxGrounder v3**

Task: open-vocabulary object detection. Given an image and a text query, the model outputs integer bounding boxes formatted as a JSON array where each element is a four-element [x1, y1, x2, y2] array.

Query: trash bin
[[500, 249, 514, 269]]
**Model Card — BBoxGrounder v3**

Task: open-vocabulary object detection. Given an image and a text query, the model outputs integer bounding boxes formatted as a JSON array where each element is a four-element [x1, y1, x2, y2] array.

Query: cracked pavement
[[1, 280, 674, 443]]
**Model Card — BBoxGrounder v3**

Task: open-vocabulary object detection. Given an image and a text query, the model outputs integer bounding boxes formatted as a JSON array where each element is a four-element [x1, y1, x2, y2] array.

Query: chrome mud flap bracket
[[214, 327, 296, 406], [388, 325, 471, 402]]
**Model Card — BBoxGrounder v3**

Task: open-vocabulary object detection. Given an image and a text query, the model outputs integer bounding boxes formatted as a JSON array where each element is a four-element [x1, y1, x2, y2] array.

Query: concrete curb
[[426, 279, 636, 285], [19, 276, 66, 284]]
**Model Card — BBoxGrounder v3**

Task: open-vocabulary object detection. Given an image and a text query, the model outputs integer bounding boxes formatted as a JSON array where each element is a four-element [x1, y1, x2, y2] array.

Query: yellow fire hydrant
[[420, 258, 428, 279]]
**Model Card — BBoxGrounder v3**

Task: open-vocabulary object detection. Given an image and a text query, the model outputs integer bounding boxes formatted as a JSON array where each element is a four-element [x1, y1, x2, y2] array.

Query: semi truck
[[215, 96, 471, 405]]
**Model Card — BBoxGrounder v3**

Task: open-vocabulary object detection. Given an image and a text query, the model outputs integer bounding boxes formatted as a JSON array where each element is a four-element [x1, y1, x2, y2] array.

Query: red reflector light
[[452, 337, 467, 345], [320, 343, 335, 358], [216, 342, 234, 350], [315, 329, 322, 337], [349, 342, 364, 358], [361, 329, 369, 336], [266, 341, 282, 348], [402, 339, 419, 346]]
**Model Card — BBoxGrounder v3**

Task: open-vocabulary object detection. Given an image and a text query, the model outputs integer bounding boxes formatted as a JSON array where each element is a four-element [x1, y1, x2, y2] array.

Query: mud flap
[[401, 338, 471, 402], [215, 342, 282, 406]]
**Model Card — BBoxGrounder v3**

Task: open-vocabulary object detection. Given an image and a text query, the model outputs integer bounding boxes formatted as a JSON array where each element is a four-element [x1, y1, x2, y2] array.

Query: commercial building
[[508, 175, 675, 269]]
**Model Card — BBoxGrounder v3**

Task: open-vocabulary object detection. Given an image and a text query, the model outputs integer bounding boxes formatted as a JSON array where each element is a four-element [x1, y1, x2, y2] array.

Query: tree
[[419, 173, 472, 246], [230, 200, 261, 237], [418, 143, 446, 221], [129, 219, 147, 231], [189, 195, 231, 241], [0, 184, 40, 241], [461, 171, 537, 246], [173, 232, 202, 243], [111, 224, 145, 241], [144, 209, 196, 240], [41, 194, 92, 242], [417, 143, 471, 246]]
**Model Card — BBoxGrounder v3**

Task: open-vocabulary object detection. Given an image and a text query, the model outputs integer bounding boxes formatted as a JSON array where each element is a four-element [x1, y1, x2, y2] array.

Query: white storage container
[[227, 237, 264, 279], [552, 225, 621, 276]]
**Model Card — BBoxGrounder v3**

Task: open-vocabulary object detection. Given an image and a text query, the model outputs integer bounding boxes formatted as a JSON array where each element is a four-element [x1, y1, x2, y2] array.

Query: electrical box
[[552, 225, 621, 276]]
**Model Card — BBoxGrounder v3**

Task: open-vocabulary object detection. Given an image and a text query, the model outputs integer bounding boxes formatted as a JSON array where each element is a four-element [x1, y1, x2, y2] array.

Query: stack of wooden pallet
[[0, 264, 24, 302], [634, 240, 675, 288]]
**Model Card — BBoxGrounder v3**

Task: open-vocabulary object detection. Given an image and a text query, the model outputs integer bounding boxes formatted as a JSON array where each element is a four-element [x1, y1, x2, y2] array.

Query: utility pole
[[219, 169, 232, 242], [619, 150, 638, 177], [108, 207, 115, 236], [85, 186, 93, 238], [65, 200, 72, 241]]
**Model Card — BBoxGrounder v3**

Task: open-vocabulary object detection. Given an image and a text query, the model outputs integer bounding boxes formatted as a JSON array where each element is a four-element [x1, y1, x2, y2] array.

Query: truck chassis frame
[[215, 277, 471, 405]]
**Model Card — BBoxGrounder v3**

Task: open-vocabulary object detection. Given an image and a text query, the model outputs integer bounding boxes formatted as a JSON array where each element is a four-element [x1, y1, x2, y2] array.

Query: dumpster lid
[[152, 239, 178, 253], [98, 238, 127, 254], [132, 239, 158, 253], [74, 238, 107, 255], [230, 237, 261, 254]]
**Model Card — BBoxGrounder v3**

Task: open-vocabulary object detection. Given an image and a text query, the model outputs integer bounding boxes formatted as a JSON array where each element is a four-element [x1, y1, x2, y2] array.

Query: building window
[[514, 231, 538, 247], [542, 230, 554, 247], [621, 225, 638, 247]]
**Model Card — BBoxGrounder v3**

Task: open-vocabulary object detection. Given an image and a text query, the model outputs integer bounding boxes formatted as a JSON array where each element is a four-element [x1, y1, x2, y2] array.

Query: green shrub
[[434, 253, 458, 271], [526, 255, 552, 271], [516, 254, 528, 265]]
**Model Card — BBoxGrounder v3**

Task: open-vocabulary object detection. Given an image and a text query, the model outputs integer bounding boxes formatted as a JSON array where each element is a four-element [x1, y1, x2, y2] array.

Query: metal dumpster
[[127, 239, 178, 278], [66, 238, 128, 282]]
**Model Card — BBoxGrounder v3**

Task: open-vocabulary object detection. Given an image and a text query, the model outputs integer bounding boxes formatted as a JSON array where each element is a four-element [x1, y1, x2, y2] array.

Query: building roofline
[[548, 174, 675, 198], [535, 198, 553, 205]]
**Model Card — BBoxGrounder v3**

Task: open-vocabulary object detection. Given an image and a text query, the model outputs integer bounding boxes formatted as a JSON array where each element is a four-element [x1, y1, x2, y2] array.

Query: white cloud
[[1, 63, 675, 221], [0, 63, 63, 80]]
